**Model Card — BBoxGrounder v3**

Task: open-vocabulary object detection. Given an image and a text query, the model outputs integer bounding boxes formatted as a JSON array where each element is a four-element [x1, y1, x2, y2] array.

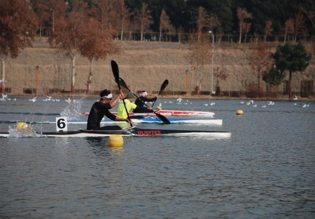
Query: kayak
[[0, 117, 222, 125], [69, 116, 221, 125], [81, 110, 215, 117], [0, 110, 215, 118], [154, 110, 215, 117], [0, 127, 231, 138]]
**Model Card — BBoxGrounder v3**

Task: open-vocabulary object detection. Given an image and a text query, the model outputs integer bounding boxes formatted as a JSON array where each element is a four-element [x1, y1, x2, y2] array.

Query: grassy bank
[[3, 37, 315, 100]]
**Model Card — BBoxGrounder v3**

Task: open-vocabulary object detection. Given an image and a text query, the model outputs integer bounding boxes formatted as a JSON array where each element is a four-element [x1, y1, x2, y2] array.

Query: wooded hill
[[1, 0, 315, 99]]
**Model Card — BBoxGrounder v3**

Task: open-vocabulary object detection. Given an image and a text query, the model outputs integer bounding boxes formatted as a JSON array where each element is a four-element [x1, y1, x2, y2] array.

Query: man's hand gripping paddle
[[117, 77, 171, 124], [111, 60, 132, 127]]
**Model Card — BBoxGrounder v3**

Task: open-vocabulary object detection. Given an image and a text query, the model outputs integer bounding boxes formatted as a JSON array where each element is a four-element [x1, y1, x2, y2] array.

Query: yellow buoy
[[156, 106, 162, 111], [236, 109, 244, 116], [16, 122, 28, 130], [108, 135, 124, 147]]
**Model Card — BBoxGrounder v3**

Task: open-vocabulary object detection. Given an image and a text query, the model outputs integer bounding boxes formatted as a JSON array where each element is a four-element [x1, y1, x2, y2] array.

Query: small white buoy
[[236, 110, 244, 116], [108, 135, 124, 147]]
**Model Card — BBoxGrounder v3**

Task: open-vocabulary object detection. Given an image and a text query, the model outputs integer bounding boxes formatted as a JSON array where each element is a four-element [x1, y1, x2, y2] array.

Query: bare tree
[[213, 65, 227, 95], [29, 0, 48, 37], [79, 17, 120, 94], [187, 7, 219, 91], [136, 3, 153, 41], [0, 0, 38, 94], [49, 0, 89, 94], [159, 9, 173, 42], [116, 0, 132, 40], [248, 42, 273, 88], [294, 9, 307, 41], [188, 33, 212, 92], [300, 0, 315, 28], [264, 20, 273, 42], [196, 7, 210, 43], [94, 0, 116, 33], [283, 18, 294, 42], [51, 0, 70, 36], [215, 26, 224, 43], [195, 7, 219, 43], [237, 8, 252, 44], [300, 0, 315, 52]]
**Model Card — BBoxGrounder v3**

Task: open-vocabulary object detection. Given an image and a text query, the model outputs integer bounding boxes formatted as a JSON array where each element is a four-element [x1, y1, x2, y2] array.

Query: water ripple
[[0, 99, 314, 218]]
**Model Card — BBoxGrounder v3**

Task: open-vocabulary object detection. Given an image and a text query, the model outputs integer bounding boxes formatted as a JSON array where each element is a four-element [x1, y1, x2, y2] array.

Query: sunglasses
[[101, 98, 112, 101]]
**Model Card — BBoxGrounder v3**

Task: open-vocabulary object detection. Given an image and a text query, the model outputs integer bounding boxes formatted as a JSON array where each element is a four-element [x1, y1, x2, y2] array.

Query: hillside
[[3, 37, 315, 99]]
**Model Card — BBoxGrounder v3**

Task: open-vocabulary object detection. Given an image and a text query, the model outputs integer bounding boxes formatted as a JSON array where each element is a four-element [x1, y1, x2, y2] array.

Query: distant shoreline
[[3, 38, 315, 99], [4, 93, 314, 101]]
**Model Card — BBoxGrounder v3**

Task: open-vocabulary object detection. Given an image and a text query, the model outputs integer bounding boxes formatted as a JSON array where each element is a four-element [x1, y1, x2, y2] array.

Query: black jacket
[[133, 96, 157, 113], [87, 101, 116, 130]]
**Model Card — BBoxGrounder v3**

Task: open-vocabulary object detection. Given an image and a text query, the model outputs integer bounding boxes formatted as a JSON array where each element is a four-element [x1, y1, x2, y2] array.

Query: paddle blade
[[159, 79, 169, 95], [111, 60, 120, 87], [118, 77, 130, 91], [151, 79, 169, 108], [155, 112, 170, 124]]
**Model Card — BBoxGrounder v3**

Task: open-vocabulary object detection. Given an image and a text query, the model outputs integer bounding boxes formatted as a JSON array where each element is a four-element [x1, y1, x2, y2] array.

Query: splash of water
[[60, 97, 85, 120], [8, 125, 38, 138]]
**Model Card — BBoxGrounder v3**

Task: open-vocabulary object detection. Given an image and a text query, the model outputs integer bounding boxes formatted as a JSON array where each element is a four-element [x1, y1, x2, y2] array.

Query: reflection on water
[[86, 137, 125, 156], [0, 98, 315, 218], [54, 137, 71, 149]]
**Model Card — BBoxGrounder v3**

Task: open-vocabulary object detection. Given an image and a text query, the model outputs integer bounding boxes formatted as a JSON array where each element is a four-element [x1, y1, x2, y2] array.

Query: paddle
[[111, 60, 132, 127], [151, 79, 169, 108], [117, 77, 171, 124]]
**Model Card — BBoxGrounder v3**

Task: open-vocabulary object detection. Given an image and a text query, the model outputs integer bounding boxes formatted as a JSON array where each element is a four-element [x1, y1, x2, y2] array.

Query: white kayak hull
[[81, 110, 215, 118], [0, 118, 222, 125], [0, 128, 231, 138], [73, 117, 222, 125]]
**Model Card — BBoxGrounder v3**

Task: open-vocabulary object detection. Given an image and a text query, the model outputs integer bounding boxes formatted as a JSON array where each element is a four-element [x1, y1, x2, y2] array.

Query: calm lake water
[[0, 96, 314, 218]]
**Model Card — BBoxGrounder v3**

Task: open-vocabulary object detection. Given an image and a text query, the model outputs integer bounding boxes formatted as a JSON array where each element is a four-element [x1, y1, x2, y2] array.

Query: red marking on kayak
[[137, 130, 161, 135]]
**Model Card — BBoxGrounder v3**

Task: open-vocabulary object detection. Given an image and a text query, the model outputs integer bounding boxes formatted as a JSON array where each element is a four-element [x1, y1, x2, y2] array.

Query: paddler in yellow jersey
[[117, 92, 152, 119]]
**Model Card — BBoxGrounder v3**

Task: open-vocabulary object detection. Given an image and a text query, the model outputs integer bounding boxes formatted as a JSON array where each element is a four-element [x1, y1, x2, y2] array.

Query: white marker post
[[56, 117, 68, 132]]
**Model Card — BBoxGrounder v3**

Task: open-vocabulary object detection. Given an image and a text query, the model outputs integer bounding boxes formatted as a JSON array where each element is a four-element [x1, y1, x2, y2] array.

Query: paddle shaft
[[117, 77, 170, 124], [111, 60, 132, 127]]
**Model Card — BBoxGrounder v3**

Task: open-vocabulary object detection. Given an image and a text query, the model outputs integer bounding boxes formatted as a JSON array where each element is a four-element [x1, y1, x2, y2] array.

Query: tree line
[[0, 0, 314, 98], [17, 0, 315, 41]]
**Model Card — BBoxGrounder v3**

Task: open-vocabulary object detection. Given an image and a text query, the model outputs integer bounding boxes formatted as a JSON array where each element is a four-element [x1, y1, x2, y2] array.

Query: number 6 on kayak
[[56, 117, 68, 132]]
